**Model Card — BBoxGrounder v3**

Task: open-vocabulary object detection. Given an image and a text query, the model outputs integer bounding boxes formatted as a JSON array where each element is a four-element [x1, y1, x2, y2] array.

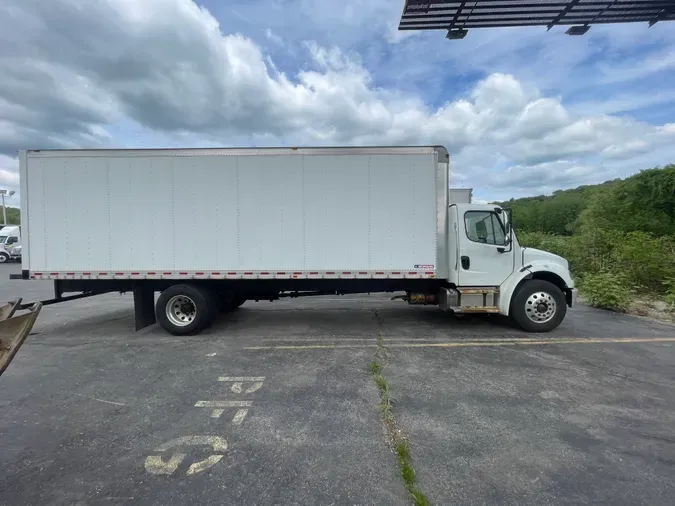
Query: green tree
[[2, 206, 20, 225], [577, 165, 675, 237]]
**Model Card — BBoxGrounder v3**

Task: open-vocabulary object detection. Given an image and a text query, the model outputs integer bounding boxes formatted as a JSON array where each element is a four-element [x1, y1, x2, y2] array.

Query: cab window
[[464, 211, 506, 246]]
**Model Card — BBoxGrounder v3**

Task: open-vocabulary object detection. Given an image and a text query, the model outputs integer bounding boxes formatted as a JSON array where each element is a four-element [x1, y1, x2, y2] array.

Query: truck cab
[[441, 202, 576, 331]]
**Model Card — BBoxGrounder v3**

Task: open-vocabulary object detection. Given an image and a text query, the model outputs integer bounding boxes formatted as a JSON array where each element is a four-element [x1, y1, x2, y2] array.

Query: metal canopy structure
[[398, 0, 675, 36]]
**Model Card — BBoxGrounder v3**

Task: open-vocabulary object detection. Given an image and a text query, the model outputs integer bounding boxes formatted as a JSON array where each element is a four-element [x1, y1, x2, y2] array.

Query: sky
[[1, 0, 675, 205]]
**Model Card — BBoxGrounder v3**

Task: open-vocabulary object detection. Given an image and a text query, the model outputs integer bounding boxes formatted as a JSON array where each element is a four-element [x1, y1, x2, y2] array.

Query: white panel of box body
[[22, 147, 441, 275]]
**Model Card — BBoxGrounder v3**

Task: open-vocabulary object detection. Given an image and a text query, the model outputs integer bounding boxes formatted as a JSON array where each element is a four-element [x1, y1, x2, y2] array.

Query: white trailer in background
[[13, 146, 576, 337], [448, 188, 472, 204]]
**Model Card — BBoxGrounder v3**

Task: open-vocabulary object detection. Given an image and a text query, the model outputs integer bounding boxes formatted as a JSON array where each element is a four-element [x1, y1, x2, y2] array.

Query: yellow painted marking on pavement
[[195, 400, 253, 408], [218, 376, 266, 382], [145, 454, 185, 475], [262, 337, 444, 342], [187, 455, 224, 475], [245, 337, 675, 350], [210, 408, 225, 419], [231, 408, 249, 426], [145, 436, 228, 476], [155, 435, 229, 452], [230, 381, 264, 394]]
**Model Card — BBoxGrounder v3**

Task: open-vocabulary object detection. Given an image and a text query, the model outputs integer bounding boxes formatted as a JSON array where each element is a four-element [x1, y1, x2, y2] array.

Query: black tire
[[156, 284, 214, 335], [510, 279, 566, 332], [0, 253, 8, 263]]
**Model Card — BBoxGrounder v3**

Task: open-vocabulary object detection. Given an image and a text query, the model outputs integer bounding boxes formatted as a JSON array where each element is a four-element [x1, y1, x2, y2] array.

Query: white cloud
[[0, 0, 674, 201], [0, 169, 19, 187], [265, 28, 284, 47]]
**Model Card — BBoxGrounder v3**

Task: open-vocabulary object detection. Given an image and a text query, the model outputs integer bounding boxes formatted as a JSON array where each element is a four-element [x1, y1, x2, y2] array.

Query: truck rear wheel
[[156, 284, 214, 335], [511, 280, 566, 332]]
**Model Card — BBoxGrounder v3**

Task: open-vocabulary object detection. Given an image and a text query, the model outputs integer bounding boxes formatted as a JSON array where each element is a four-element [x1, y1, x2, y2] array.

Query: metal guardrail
[[0, 298, 42, 376]]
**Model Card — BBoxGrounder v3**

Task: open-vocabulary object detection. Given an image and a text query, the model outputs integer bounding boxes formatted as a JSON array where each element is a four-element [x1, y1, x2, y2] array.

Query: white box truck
[[13, 146, 576, 336], [0, 225, 21, 263]]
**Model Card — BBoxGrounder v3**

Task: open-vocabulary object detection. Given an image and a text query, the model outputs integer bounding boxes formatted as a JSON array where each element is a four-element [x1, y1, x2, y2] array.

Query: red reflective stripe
[[425, 271, 434, 275], [66, 272, 75, 276], [33, 272, 42, 275], [179, 272, 188, 275], [408, 272, 416, 275], [212, 272, 221, 275], [163, 272, 172, 275], [342, 272, 351, 275], [375, 272, 384, 275], [147, 272, 156, 275], [115, 272, 124, 276], [359, 272, 367, 275], [131, 272, 140, 275], [277, 272, 286, 275], [228, 272, 237, 275], [392, 272, 401, 275], [83, 272, 91, 275], [195, 272, 204, 275], [326, 271, 335, 275], [98, 272, 107, 276], [50, 272, 58, 276], [293, 272, 302, 275], [309, 272, 318, 275], [244, 272, 253, 275]]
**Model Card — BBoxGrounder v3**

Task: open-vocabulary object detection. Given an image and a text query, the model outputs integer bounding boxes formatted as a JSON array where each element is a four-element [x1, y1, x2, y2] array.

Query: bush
[[578, 272, 630, 312], [517, 232, 574, 263], [664, 279, 675, 311]]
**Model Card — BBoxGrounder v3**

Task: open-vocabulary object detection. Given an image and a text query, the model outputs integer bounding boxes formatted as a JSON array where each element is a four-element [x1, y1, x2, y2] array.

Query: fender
[[498, 261, 575, 315]]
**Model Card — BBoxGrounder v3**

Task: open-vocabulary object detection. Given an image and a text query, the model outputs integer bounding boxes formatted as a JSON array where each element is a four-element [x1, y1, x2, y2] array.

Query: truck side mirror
[[498, 209, 513, 253]]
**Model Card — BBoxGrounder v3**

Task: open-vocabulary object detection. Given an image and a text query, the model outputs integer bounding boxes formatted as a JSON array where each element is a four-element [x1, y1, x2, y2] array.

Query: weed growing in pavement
[[370, 310, 430, 506]]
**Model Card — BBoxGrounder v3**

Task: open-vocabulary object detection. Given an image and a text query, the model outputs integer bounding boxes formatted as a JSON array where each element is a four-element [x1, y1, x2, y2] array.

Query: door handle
[[461, 256, 470, 270]]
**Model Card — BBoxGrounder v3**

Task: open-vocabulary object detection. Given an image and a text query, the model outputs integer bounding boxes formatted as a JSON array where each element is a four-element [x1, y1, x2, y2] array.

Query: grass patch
[[370, 311, 430, 506]]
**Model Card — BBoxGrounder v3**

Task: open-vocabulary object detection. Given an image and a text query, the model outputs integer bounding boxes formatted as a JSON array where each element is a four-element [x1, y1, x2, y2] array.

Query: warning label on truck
[[414, 264, 434, 269]]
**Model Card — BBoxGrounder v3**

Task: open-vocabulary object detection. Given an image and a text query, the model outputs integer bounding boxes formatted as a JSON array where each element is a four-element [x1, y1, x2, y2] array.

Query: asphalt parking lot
[[2, 262, 675, 505]]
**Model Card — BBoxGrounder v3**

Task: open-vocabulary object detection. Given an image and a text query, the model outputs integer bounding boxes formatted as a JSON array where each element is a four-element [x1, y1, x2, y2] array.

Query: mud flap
[[0, 298, 42, 376]]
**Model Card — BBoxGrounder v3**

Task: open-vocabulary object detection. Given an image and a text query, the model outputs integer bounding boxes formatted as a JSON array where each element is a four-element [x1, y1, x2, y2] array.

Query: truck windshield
[[0, 236, 7, 244]]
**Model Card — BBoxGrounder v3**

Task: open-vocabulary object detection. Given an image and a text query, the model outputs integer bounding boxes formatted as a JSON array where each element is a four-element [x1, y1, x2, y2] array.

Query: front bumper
[[567, 288, 578, 307]]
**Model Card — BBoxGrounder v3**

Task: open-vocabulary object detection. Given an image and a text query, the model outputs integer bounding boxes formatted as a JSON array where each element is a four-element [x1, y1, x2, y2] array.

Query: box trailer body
[[12, 146, 577, 339], [20, 146, 447, 279]]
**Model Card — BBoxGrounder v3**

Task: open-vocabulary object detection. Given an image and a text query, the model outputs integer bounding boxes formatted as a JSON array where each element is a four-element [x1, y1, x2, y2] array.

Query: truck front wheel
[[511, 280, 566, 332], [0, 252, 8, 263], [156, 284, 214, 335]]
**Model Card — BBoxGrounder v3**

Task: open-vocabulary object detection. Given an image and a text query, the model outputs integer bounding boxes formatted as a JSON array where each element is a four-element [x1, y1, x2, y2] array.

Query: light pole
[[0, 190, 15, 225]]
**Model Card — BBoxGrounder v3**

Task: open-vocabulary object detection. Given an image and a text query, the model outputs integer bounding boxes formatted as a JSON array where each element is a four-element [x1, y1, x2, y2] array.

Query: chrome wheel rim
[[166, 295, 197, 327], [525, 291, 556, 323]]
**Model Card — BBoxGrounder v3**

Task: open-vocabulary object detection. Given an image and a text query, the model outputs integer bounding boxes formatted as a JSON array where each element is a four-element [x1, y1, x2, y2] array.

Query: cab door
[[458, 208, 514, 286], [447, 205, 460, 285]]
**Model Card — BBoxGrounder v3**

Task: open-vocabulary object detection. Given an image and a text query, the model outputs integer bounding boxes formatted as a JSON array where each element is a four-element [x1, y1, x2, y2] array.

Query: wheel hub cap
[[525, 292, 556, 324], [166, 295, 197, 327]]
